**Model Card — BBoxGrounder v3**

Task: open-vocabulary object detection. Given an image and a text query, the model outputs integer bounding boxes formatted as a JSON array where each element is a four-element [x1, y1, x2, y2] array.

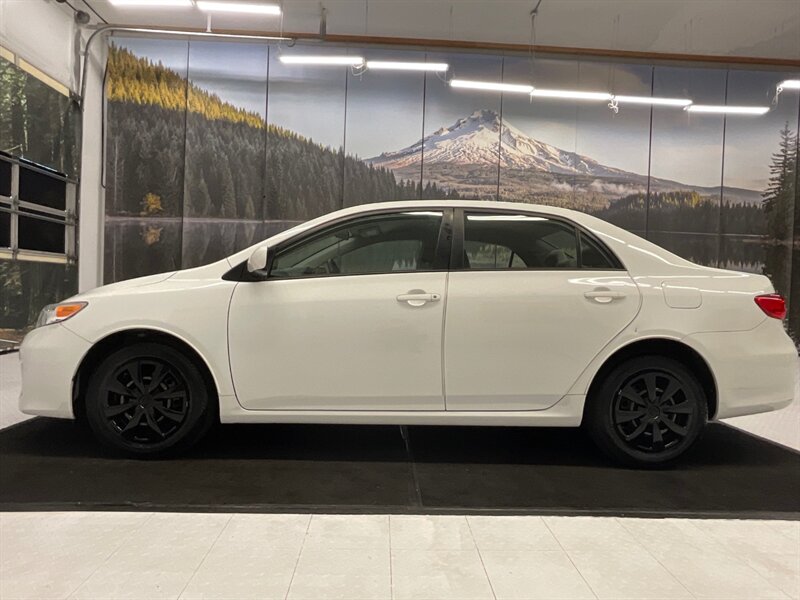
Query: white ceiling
[[82, 0, 800, 61]]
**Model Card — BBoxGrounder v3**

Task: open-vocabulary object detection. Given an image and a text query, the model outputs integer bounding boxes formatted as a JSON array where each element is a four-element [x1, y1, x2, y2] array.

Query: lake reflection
[[646, 231, 775, 276], [104, 218, 301, 282]]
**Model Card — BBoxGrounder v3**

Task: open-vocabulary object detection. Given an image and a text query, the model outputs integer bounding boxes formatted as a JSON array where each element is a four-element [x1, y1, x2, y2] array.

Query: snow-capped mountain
[[366, 109, 760, 205], [368, 109, 636, 179]]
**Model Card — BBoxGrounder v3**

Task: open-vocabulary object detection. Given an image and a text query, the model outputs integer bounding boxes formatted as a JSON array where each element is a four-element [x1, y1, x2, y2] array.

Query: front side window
[[270, 211, 443, 278], [463, 213, 578, 269]]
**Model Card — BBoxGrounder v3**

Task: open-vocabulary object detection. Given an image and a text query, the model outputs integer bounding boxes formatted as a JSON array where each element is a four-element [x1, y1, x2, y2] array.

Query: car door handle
[[584, 289, 626, 303], [396, 292, 441, 307]]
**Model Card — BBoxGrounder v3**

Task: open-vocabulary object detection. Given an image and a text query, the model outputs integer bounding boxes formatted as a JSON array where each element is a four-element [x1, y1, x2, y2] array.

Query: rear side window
[[461, 212, 620, 270], [463, 240, 526, 269], [579, 231, 617, 269], [463, 213, 578, 269]]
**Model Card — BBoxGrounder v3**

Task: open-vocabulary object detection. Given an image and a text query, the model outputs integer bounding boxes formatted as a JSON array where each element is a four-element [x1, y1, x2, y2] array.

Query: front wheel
[[84, 342, 215, 457], [585, 356, 707, 467]]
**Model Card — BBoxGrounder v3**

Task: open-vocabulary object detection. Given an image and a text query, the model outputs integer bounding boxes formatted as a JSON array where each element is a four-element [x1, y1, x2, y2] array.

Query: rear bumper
[[18, 323, 91, 419], [686, 320, 799, 419]]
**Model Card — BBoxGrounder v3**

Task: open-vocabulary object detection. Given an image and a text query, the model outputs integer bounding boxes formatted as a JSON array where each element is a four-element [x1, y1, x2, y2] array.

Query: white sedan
[[19, 201, 799, 465]]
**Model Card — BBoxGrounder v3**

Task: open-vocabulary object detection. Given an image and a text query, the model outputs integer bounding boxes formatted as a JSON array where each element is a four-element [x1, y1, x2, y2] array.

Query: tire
[[84, 342, 215, 457], [585, 355, 707, 467]]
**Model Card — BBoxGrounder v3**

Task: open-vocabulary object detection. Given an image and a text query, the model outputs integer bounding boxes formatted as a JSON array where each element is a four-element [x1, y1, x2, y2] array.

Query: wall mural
[[103, 38, 799, 339]]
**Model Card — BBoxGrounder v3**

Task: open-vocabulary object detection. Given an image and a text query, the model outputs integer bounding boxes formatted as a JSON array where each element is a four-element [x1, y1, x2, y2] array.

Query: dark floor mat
[[0, 419, 797, 518]]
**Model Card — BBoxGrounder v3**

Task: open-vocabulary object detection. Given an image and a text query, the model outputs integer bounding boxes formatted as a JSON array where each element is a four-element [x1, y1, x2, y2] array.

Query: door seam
[[226, 281, 246, 409], [441, 271, 450, 409]]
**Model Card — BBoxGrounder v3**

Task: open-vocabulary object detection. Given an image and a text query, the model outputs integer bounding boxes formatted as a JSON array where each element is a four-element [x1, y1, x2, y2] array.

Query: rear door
[[444, 210, 640, 411]]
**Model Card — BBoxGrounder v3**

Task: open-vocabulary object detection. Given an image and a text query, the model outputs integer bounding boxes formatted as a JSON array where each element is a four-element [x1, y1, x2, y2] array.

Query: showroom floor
[[1, 512, 799, 599], [1, 353, 799, 600]]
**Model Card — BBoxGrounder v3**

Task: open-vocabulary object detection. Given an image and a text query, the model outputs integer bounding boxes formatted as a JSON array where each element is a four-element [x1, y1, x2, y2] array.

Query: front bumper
[[686, 319, 799, 420], [19, 323, 91, 419]]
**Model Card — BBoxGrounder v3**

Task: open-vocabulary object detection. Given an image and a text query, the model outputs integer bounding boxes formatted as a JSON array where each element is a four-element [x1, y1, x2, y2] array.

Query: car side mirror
[[246, 246, 270, 277]]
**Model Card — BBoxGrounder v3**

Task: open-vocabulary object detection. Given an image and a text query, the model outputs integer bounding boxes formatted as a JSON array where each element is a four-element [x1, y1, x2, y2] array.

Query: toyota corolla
[[19, 201, 799, 465]]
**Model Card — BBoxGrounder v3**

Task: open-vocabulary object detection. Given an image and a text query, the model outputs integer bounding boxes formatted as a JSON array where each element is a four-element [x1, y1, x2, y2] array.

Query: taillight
[[754, 294, 786, 320]]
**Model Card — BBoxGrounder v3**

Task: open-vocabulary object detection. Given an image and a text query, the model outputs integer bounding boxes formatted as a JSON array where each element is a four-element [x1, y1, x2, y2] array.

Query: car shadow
[[0, 417, 794, 468]]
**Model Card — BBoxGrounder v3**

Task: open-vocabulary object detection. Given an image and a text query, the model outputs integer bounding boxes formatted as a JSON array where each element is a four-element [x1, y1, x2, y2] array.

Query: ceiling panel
[[83, 0, 800, 60]]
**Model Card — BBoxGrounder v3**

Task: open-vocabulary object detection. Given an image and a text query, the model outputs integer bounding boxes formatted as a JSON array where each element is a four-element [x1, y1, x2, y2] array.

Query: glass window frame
[[0, 154, 77, 264], [264, 207, 455, 281], [451, 208, 625, 272]]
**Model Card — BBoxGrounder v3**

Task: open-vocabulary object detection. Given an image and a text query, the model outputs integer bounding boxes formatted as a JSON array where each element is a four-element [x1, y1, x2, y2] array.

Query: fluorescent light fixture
[[366, 61, 448, 72], [613, 95, 692, 107], [531, 88, 612, 101], [196, 1, 281, 14], [450, 79, 533, 93], [279, 55, 364, 66], [109, 0, 193, 6], [778, 79, 800, 90], [685, 105, 770, 115]]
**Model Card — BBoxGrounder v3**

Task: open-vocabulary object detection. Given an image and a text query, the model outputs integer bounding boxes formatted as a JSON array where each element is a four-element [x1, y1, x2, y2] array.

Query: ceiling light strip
[[366, 61, 449, 72], [613, 95, 692, 107], [196, 1, 282, 14], [280, 55, 364, 66], [531, 89, 612, 101], [449, 79, 533, 93], [778, 79, 800, 90], [686, 105, 770, 115]]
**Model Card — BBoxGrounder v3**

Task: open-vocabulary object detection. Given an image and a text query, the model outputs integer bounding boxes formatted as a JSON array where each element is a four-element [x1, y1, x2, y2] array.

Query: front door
[[228, 209, 451, 411], [444, 210, 641, 411]]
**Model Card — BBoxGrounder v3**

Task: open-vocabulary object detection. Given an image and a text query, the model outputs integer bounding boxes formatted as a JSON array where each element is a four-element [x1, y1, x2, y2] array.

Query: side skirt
[[217, 395, 585, 427]]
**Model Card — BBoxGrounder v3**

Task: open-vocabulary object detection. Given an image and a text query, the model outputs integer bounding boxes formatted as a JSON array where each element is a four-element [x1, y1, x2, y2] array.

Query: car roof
[[336, 199, 583, 220]]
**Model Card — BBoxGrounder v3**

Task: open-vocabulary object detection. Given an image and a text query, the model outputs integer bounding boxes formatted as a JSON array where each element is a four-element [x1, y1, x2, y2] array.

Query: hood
[[71, 271, 176, 300]]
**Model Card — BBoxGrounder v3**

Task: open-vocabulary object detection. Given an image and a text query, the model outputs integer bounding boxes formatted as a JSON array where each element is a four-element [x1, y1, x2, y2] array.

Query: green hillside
[[105, 45, 458, 221], [107, 45, 267, 128]]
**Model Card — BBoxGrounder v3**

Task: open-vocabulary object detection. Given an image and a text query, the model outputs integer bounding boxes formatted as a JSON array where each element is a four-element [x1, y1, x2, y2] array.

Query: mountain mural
[[370, 109, 631, 177], [369, 109, 760, 207]]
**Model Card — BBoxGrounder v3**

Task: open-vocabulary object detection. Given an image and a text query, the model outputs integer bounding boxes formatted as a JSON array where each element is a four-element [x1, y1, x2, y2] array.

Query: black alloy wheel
[[585, 355, 707, 467], [85, 342, 215, 456], [102, 358, 190, 444], [611, 370, 696, 454]]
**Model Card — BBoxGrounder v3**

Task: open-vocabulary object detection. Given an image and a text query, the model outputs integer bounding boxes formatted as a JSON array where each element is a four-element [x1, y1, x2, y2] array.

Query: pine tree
[[762, 122, 798, 242], [219, 162, 237, 218], [194, 176, 212, 216]]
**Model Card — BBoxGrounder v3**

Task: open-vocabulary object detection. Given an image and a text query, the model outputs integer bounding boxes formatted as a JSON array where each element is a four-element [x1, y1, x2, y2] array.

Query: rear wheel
[[85, 343, 215, 457], [585, 356, 707, 467]]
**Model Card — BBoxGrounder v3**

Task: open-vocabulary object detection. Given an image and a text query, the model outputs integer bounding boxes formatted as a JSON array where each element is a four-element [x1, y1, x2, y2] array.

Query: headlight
[[35, 302, 88, 328]]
